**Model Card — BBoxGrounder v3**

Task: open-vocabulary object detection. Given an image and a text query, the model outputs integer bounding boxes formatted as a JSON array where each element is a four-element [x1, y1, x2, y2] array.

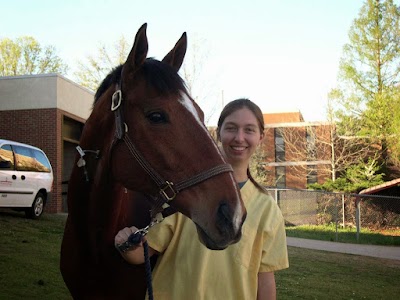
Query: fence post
[[342, 194, 345, 228], [355, 197, 361, 242], [335, 196, 338, 242], [275, 189, 279, 205]]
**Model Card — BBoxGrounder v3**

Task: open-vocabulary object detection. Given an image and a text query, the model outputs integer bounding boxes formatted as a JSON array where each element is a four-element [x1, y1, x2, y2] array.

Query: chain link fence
[[267, 188, 400, 242]]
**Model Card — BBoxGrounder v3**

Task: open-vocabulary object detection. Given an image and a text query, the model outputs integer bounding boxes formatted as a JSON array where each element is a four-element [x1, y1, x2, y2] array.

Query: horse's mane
[[94, 58, 188, 105]]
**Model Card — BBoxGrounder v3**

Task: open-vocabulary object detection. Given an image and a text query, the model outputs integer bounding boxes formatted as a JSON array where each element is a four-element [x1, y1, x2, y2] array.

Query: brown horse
[[60, 24, 246, 299]]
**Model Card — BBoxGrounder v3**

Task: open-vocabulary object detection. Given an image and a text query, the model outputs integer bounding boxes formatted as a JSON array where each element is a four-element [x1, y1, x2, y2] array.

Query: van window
[[13, 145, 51, 173], [0, 145, 15, 169], [32, 149, 52, 172]]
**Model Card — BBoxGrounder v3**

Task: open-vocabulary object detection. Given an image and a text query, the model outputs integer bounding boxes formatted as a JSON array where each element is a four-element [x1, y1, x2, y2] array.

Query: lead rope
[[117, 231, 154, 299], [116, 214, 164, 300], [143, 241, 154, 300]]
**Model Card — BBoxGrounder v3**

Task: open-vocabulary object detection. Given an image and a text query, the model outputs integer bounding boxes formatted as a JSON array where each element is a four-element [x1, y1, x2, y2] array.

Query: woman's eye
[[146, 111, 168, 124], [245, 126, 259, 133]]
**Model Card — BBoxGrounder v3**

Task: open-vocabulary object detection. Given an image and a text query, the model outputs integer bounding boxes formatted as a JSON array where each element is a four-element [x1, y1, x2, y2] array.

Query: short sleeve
[[146, 213, 178, 253], [259, 211, 289, 272]]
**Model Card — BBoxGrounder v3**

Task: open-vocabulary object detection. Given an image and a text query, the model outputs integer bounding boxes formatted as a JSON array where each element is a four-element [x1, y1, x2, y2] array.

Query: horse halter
[[111, 82, 234, 220]]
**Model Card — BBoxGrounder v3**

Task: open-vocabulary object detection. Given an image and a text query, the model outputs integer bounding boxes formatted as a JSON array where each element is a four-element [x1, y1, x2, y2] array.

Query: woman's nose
[[234, 129, 245, 142]]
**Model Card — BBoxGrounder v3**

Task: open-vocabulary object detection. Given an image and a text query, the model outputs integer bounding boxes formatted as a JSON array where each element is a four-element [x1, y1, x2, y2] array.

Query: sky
[[0, 0, 381, 125]]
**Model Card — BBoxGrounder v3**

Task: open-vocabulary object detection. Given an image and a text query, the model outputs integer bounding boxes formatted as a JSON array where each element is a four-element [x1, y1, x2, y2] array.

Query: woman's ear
[[258, 131, 265, 146]]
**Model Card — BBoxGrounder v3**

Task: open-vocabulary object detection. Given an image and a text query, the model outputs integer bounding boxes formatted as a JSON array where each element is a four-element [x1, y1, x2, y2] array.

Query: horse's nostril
[[218, 203, 229, 220], [217, 203, 233, 234]]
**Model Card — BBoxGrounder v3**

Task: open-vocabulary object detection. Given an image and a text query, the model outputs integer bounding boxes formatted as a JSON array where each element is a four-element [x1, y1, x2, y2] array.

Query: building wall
[[262, 111, 332, 189], [0, 108, 59, 211], [0, 74, 94, 213], [0, 74, 93, 119], [0, 75, 57, 110]]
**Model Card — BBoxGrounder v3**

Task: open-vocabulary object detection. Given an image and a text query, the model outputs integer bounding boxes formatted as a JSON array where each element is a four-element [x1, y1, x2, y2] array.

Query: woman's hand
[[114, 226, 155, 265], [115, 226, 146, 249]]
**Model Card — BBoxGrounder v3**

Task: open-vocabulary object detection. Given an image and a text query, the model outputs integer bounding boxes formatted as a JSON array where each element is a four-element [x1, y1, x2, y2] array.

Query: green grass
[[276, 247, 400, 299], [0, 210, 70, 300], [286, 224, 400, 245], [1, 210, 400, 299]]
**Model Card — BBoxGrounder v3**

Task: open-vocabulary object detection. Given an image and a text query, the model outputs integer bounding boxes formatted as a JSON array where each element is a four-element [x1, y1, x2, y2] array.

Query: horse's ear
[[162, 32, 187, 72], [124, 23, 149, 73]]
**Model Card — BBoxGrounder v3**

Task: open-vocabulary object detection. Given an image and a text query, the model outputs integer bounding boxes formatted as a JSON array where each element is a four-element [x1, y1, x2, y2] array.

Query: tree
[[275, 96, 381, 191], [181, 34, 219, 124], [330, 0, 400, 170], [249, 146, 271, 186], [309, 155, 384, 193], [0, 36, 67, 76], [74, 36, 129, 92]]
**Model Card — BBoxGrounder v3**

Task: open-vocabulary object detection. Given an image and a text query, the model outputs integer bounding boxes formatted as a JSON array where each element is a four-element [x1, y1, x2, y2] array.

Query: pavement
[[286, 237, 400, 261]]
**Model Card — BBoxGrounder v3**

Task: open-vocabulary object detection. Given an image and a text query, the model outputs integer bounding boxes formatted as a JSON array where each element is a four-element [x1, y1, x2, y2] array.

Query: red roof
[[263, 111, 304, 124], [359, 178, 400, 195]]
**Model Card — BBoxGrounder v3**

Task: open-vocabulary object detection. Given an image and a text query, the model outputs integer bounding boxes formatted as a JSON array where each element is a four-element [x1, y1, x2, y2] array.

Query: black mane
[[94, 58, 187, 105], [94, 65, 123, 104]]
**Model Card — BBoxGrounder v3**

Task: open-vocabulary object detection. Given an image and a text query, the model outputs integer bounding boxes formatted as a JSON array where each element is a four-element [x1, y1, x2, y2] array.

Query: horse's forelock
[[142, 58, 187, 96]]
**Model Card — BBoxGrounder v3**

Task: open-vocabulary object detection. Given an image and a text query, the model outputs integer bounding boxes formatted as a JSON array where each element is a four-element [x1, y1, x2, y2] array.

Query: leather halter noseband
[[111, 82, 234, 220]]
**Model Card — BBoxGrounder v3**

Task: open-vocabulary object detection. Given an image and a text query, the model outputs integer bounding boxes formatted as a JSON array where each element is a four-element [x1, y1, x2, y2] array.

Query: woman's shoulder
[[242, 180, 274, 202]]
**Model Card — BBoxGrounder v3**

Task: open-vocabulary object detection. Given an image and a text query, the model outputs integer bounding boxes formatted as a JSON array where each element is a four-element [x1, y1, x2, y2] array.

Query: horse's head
[[93, 24, 246, 250]]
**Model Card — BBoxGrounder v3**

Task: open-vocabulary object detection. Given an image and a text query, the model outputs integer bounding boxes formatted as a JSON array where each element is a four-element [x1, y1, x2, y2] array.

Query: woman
[[115, 98, 289, 299]]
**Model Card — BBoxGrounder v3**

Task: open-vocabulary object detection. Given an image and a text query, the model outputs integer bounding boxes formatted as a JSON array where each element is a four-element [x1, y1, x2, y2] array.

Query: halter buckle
[[160, 181, 177, 201], [111, 90, 122, 111]]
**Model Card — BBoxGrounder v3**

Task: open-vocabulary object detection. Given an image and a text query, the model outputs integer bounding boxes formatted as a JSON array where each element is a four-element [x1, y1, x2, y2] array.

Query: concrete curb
[[286, 237, 400, 261]]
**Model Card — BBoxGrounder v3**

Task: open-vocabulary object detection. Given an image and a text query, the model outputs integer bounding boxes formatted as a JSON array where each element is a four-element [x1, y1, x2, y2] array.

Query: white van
[[0, 139, 53, 219]]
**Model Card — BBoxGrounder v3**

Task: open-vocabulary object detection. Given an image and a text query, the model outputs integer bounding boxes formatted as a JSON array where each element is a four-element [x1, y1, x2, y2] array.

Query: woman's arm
[[114, 226, 158, 264], [257, 272, 276, 300]]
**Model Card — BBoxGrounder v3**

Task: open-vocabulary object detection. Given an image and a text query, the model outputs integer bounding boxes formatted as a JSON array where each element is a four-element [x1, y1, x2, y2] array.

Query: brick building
[[0, 74, 93, 213], [262, 110, 332, 189]]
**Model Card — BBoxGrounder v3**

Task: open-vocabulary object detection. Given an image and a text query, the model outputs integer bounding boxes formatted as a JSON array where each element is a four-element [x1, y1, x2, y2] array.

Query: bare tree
[[181, 34, 219, 125], [73, 36, 129, 92], [278, 106, 373, 184]]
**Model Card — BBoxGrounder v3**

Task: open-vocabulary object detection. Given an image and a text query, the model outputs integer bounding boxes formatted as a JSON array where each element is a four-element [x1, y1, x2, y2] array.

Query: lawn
[[1, 210, 399, 299]]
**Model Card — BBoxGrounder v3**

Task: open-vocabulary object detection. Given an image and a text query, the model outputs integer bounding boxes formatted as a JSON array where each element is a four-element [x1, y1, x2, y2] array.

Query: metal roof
[[359, 178, 400, 195]]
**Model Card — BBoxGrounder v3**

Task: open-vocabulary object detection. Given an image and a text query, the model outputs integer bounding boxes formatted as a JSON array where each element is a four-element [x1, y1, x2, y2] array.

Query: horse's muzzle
[[196, 202, 246, 250]]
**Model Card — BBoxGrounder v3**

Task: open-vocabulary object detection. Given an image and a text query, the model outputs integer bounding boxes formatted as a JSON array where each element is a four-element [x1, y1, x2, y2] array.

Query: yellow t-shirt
[[146, 180, 289, 300]]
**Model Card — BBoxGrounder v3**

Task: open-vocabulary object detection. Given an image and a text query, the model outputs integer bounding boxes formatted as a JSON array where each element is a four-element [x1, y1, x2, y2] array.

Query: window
[[307, 165, 318, 185], [13, 146, 51, 172], [32, 149, 52, 172], [275, 166, 286, 188], [0, 145, 14, 169], [275, 128, 285, 162], [306, 127, 316, 161]]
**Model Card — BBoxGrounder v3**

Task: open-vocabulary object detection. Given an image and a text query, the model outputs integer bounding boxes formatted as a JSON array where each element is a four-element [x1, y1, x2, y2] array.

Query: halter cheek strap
[[111, 89, 125, 139]]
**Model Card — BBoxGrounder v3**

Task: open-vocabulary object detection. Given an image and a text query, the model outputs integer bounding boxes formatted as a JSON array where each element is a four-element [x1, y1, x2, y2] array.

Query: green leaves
[[0, 36, 67, 76], [329, 0, 400, 175]]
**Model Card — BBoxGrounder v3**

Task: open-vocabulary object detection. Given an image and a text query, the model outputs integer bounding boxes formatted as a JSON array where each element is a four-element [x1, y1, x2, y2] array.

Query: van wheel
[[25, 192, 45, 219]]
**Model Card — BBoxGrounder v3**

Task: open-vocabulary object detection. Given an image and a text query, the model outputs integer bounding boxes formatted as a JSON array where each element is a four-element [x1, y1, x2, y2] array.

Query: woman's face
[[219, 107, 264, 166]]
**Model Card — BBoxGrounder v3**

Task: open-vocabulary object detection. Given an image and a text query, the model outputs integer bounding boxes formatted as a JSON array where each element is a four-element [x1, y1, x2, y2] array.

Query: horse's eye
[[146, 111, 168, 124]]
